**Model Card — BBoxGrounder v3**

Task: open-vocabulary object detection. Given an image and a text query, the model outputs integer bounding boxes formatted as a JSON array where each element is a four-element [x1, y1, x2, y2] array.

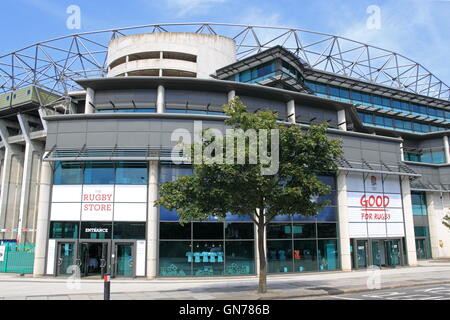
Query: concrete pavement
[[0, 259, 450, 300]]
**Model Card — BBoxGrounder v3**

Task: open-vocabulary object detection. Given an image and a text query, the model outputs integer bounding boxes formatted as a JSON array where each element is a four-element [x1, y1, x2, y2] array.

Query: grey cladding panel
[[86, 132, 117, 147], [57, 120, 87, 133], [87, 119, 118, 132], [117, 119, 151, 132], [117, 132, 149, 147], [56, 133, 86, 148]]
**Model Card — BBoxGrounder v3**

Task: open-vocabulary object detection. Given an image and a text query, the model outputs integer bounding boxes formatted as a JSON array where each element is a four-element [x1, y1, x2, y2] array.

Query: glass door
[[415, 238, 427, 260], [386, 240, 401, 266], [56, 242, 76, 276], [114, 243, 134, 277], [371, 240, 386, 267], [356, 240, 368, 268]]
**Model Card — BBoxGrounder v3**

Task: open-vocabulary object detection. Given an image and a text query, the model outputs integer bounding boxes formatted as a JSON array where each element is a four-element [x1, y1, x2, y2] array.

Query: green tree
[[443, 213, 450, 229], [156, 97, 343, 293]]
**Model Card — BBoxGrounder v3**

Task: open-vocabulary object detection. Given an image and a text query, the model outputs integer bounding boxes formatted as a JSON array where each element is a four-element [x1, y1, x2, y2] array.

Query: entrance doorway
[[79, 242, 108, 278], [351, 238, 404, 269]]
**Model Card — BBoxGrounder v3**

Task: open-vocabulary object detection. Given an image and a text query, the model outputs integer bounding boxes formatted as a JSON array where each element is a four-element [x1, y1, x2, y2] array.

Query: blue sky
[[1, 0, 450, 85]]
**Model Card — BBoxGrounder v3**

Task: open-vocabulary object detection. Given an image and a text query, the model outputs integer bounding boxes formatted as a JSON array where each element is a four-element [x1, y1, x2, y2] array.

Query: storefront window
[[412, 192, 427, 215], [317, 239, 338, 271], [225, 241, 254, 275], [113, 222, 146, 239], [115, 162, 147, 184], [49, 221, 79, 239], [292, 223, 316, 238], [267, 240, 293, 273], [267, 223, 292, 239], [53, 162, 83, 184], [193, 222, 224, 239], [293, 240, 317, 272], [317, 223, 337, 238], [159, 241, 192, 276], [84, 162, 115, 184], [192, 241, 225, 276], [160, 222, 191, 239], [225, 223, 254, 239]]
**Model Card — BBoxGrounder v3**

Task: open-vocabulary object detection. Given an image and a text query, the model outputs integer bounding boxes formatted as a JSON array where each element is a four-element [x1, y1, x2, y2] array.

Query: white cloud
[[166, 0, 228, 17]]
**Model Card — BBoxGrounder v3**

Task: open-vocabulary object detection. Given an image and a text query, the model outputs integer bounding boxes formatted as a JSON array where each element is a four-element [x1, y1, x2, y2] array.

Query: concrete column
[[37, 108, 48, 134], [426, 192, 443, 258], [227, 90, 235, 102], [337, 109, 347, 131], [146, 160, 159, 279], [16, 114, 43, 244], [0, 122, 23, 241], [33, 160, 52, 276], [443, 136, 450, 164], [336, 171, 352, 271], [156, 85, 165, 113], [286, 99, 296, 124], [400, 141, 405, 161], [400, 176, 417, 266], [84, 87, 95, 114]]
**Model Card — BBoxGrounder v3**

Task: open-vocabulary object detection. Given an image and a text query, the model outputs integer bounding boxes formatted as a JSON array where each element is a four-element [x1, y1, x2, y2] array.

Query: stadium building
[[0, 23, 449, 278]]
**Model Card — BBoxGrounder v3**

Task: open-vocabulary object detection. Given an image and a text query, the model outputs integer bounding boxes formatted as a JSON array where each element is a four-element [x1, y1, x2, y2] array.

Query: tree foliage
[[156, 97, 343, 292]]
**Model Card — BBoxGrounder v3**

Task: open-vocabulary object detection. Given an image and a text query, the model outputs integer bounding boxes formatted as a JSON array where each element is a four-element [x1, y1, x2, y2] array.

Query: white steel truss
[[0, 22, 448, 101]]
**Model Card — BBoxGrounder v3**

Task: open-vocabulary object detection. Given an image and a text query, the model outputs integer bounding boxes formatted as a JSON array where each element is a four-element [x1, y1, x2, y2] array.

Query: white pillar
[[0, 123, 22, 241], [37, 108, 48, 134], [33, 160, 52, 276], [400, 141, 405, 161], [443, 136, 449, 164], [286, 100, 296, 124], [227, 90, 235, 102], [337, 172, 352, 271], [84, 87, 95, 114], [401, 176, 417, 266], [426, 192, 442, 258], [337, 109, 347, 131], [146, 160, 159, 279], [16, 114, 42, 244], [156, 85, 165, 113]]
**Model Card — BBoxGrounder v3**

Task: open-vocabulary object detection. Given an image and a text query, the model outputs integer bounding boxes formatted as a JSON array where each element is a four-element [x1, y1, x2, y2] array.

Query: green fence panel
[[0, 243, 35, 274]]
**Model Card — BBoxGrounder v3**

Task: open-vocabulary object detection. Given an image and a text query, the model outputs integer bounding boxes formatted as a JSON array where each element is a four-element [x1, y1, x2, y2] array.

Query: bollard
[[104, 273, 111, 300]]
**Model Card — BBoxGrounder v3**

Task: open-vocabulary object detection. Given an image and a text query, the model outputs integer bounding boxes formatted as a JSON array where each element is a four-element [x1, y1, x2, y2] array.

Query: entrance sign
[[346, 173, 405, 238]]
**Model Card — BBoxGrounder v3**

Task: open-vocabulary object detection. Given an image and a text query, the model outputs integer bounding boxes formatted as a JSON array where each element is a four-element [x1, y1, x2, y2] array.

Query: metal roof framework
[[0, 22, 449, 101]]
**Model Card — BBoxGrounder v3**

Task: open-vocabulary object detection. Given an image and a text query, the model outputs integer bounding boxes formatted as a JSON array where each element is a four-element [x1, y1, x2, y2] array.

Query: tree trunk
[[257, 221, 267, 293]]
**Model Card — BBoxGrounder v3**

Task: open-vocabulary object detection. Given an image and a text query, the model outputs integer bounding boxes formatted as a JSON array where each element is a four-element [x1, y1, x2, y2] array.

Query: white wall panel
[[82, 185, 114, 202], [136, 240, 146, 276], [51, 185, 82, 202], [367, 223, 387, 237], [114, 185, 147, 203], [348, 223, 368, 238], [387, 223, 405, 237], [114, 203, 147, 221], [50, 203, 81, 221], [46, 239, 56, 275]]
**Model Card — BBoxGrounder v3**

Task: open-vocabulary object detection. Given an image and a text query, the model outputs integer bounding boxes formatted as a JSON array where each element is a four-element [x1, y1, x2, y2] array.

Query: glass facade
[[306, 80, 450, 122], [267, 222, 339, 274], [358, 111, 447, 134], [159, 222, 255, 277], [404, 150, 445, 164], [412, 192, 427, 215], [53, 161, 148, 185]]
